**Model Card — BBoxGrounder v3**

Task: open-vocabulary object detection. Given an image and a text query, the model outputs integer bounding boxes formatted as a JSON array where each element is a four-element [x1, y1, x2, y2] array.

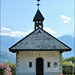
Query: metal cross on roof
[[37, 0, 40, 9]]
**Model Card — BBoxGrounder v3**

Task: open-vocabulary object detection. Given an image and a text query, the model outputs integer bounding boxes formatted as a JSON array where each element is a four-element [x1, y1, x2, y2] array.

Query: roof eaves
[[9, 48, 71, 53]]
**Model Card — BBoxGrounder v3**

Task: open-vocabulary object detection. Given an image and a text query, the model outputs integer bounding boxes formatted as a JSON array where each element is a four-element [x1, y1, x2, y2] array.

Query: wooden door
[[36, 58, 43, 75]]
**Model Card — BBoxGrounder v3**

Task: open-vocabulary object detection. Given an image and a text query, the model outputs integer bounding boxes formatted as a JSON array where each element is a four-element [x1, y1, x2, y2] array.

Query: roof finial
[[37, 0, 40, 9]]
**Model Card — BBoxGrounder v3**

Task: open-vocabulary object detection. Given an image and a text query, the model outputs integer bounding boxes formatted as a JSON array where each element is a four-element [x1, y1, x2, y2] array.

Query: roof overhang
[[9, 48, 71, 53]]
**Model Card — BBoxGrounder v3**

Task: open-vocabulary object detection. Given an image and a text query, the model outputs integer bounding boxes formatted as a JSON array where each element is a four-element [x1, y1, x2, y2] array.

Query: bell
[[37, 0, 40, 1]]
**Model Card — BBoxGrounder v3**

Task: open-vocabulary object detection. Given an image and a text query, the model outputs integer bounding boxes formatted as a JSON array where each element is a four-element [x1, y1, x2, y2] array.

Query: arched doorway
[[36, 58, 43, 75]]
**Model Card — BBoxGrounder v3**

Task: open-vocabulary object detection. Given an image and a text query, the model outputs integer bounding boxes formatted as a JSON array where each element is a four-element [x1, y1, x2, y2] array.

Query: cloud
[[1, 27, 11, 31], [0, 30, 33, 37], [0, 27, 56, 37], [60, 15, 71, 23], [44, 27, 56, 34], [0, 27, 33, 37], [0, 33, 9, 36]]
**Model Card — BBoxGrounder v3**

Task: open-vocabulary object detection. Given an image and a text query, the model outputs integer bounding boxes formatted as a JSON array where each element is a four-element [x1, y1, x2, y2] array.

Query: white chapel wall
[[16, 51, 62, 75]]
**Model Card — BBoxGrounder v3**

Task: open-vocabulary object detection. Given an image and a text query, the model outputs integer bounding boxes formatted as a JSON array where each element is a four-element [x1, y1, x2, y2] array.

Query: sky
[[1, 0, 74, 38]]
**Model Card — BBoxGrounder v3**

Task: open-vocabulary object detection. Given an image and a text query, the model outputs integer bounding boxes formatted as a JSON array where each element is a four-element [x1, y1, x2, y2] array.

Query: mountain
[[0, 36, 21, 63], [0, 52, 16, 63], [58, 35, 74, 58], [1, 36, 21, 53], [0, 35, 74, 63]]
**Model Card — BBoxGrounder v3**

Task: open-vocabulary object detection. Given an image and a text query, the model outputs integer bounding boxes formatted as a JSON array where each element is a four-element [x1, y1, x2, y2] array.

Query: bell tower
[[33, 0, 45, 30]]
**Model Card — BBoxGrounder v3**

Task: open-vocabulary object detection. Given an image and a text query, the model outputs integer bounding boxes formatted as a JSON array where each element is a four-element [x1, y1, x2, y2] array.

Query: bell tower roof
[[33, 0, 45, 30], [33, 9, 44, 21]]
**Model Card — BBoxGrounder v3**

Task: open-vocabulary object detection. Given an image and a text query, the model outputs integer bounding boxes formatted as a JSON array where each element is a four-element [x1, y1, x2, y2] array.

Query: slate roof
[[33, 9, 44, 21], [9, 28, 71, 53]]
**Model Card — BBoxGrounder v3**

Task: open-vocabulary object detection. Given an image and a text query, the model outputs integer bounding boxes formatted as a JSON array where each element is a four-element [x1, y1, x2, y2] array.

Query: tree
[[64, 57, 75, 64], [0, 63, 12, 75], [5, 62, 16, 75], [62, 57, 75, 74]]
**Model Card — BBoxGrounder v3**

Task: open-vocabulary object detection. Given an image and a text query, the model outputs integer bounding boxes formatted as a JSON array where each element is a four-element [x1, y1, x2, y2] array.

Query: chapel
[[9, 0, 71, 75]]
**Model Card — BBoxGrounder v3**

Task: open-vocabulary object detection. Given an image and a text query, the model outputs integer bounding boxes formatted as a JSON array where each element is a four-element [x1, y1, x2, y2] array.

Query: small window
[[36, 21, 38, 23], [47, 62, 50, 67], [29, 62, 32, 67], [39, 21, 41, 23]]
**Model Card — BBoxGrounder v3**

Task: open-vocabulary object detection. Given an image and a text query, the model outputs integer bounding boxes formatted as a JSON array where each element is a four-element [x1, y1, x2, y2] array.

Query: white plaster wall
[[16, 51, 62, 74]]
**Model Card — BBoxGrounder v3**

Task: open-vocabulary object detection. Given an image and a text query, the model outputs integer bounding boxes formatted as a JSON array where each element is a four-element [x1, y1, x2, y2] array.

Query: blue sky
[[1, 0, 74, 37]]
